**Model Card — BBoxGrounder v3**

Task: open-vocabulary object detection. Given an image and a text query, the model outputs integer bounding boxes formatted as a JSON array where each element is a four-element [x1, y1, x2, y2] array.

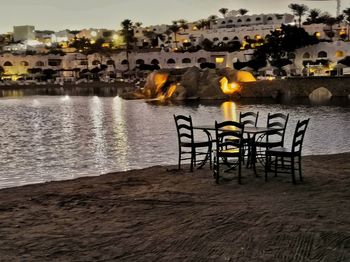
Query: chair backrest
[[215, 120, 244, 151], [267, 113, 289, 145], [174, 114, 194, 144], [292, 118, 310, 153], [239, 111, 259, 127]]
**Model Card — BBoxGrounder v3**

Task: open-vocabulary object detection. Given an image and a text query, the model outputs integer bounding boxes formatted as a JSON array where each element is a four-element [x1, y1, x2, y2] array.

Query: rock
[[218, 67, 237, 82], [180, 67, 201, 97], [171, 84, 187, 100], [143, 71, 169, 98], [309, 87, 332, 103]]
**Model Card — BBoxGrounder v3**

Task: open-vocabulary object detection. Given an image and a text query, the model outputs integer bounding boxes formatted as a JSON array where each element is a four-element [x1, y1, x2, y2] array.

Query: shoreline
[[0, 152, 349, 260]]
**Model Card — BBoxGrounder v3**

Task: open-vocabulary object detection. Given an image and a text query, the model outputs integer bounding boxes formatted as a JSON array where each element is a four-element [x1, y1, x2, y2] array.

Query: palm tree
[[178, 19, 189, 32], [169, 21, 180, 48], [134, 22, 142, 28], [305, 9, 321, 24], [289, 3, 309, 27], [323, 15, 337, 41], [208, 15, 218, 29], [219, 8, 228, 18], [344, 8, 350, 22], [196, 19, 209, 30], [238, 9, 248, 16], [120, 19, 135, 71]]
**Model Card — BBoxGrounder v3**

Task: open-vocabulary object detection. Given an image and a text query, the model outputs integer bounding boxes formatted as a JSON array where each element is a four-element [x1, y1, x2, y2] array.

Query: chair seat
[[217, 148, 240, 156], [181, 140, 211, 147], [255, 140, 283, 148], [266, 146, 297, 156]]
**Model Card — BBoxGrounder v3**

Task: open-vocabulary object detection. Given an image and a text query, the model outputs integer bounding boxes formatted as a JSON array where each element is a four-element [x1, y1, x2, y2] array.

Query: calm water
[[0, 96, 349, 188]]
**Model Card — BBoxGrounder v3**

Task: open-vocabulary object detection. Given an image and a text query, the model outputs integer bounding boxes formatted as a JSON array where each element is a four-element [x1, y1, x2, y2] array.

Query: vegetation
[[120, 19, 136, 71], [219, 8, 228, 18], [289, 3, 309, 27]]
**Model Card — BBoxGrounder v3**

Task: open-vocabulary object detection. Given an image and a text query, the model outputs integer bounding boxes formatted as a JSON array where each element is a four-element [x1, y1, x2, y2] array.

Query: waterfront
[[0, 95, 349, 188]]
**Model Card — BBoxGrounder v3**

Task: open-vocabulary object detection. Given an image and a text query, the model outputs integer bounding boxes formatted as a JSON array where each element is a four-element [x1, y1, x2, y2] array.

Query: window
[[256, 17, 261, 21], [246, 18, 251, 22], [213, 37, 219, 42], [228, 20, 233, 23], [92, 60, 100, 65], [20, 61, 29, 66], [167, 58, 175, 64], [223, 37, 229, 41], [151, 59, 159, 65], [3, 61, 13, 66], [48, 59, 61, 66], [106, 60, 114, 65], [197, 57, 206, 63], [233, 36, 239, 40], [136, 59, 145, 65], [221, 21, 226, 25], [35, 61, 44, 67], [237, 19, 242, 23], [182, 58, 191, 64], [335, 50, 344, 58], [267, 17, 273, 21], [121, 59, 129, 65], [80, 61, 88, 65], [303, 52, 311, 59], [318, 51, 327, 58]]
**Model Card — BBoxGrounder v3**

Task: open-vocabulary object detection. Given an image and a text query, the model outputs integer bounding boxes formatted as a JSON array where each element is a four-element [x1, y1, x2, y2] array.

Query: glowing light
[[166, 83, 177, 98], [236, 71, 256, 82], [153, 73, 169, 93], [220, 77, 240, 95], [215, 57, 225, 64], [91, 31, 97, 37], [113, 35, 119, 40], [315, 32, 321, 38]]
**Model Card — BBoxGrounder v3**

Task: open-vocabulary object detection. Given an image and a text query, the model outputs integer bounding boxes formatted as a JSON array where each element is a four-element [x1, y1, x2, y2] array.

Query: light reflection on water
[[0, 96, 349, 188]]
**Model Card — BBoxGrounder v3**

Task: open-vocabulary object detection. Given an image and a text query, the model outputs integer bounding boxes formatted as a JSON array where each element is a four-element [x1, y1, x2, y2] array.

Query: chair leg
[[274, 156, 278, 177], [265, 154, 269, 182], [238, 155, 242, 184], [215, 156, 220, 184], [178, 148, 181, 170], [209, 145, 212, 170], [190, 148, 194, 172], [298, 155, 303, 182], [291, 157, 296, 184]]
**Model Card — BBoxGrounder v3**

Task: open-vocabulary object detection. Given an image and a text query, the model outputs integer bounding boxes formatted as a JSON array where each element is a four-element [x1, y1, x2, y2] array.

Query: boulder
[[180, 66, 201, 97], [309, 87, 332, 103]]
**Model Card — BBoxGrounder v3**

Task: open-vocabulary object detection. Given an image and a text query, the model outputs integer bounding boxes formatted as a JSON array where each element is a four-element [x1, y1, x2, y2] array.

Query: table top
[[193, 125, 282, 134]]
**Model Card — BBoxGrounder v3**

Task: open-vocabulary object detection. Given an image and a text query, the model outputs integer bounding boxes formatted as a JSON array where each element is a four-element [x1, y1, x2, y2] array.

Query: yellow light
[[90, 40, 95, 44], [268, 76, 275, 81], [113, 35, 118, 40], [255, 35, 262, 40], [183, 39, 189, 43], [219, 77, 240, 95], [102, 43, 110, 48], [215, 57, 225, 64], [221, 101, 237, 121], [315, 32, 321, 38], [192, 26, 198, 30]]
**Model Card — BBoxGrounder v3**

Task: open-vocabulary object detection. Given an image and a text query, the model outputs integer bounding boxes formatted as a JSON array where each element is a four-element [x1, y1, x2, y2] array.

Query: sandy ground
[[0, 153, 349, 261]]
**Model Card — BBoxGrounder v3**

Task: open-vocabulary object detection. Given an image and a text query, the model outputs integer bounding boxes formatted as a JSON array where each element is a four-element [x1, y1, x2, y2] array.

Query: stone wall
[[240, 77, 350, 99]]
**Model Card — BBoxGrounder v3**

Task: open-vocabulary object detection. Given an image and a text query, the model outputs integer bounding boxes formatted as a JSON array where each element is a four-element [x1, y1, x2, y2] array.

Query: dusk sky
[[1, 0, 349, 33]]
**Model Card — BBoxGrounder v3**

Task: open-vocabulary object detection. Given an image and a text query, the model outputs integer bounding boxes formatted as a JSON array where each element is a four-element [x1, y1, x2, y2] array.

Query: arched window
[[80, 61, 88, 65], [151, 59, 159, 65], [182, 58, 191, 64], [318, 51, 327, 58], [213, 37, 219, 42], [20, 61, 29, 66], [136, 59, 145, 65], [92, 60, 100, 65], [106, 60, 114, 65], [35, 61, 44, 67], [246, 18, 251, 22], [237, 19, 242, 23], [267, 17, 273, 21], [221, 21, 226, 25], [335, 50, 344, 58], [233, 36, 239, 40], [3, 61, 13, 66], [197, 57, 207, 63], [121, 60, 129, 65], [223, 37, 229, 41], [228, 20, 233, 23], [303, 52, 311, 59], [167, 58, 175, 64], [288, 53, 296, 59], [256, 17, 261, 21]]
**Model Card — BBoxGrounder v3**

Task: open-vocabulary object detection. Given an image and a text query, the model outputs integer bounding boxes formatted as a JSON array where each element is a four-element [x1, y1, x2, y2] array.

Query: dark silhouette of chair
[[213, 121, 244, 184], [265, 119, 310, 184], [239, 111, 259, 164], [174, 114, 212, 172], [255, 113, 289, 165]]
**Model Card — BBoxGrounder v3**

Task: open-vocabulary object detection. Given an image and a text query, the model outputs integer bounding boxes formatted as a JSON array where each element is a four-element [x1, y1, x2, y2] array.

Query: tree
[[208, 15, 218, 29], [178, 19, 189, 32], [219, 8, 228, 18], [304, 9, 321, 24], [238, 9, 248, 16], [344, 8, 350, 22], [289, 3, 309, 27], [323, 15, 337, 41], [195, 19, 210, 30], [169, 21, 181, 48], [120, 19, 135, 71]]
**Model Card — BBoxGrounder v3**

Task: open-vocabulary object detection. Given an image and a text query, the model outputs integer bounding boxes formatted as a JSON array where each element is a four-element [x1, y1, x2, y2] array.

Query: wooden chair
[[265, 118, 310, 184], [239, 111, 259, 165], [213, 121, 244, 184], [174, 114, 212, 172], [255, 113, 289, 166]]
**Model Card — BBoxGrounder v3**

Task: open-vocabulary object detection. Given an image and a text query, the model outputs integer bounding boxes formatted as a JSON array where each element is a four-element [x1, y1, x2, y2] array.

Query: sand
[[0, 153, 349, 261]]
